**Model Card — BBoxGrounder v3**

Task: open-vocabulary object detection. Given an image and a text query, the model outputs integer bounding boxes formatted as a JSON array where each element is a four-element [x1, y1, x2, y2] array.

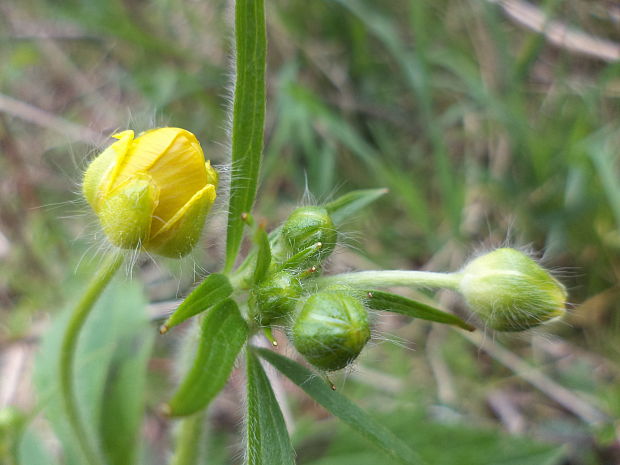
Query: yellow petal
[[82, 130, 134, 211], [114, 128, 208, 231], [98, 173, 160, 249], [146, 184, 216, 257]]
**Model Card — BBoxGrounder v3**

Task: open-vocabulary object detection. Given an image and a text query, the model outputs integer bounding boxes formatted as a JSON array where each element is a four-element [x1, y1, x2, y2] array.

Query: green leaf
[[245, 350, 295, 465], [18, 427, 59, 465], [34, 280, 153, 465], [325, 188, 388, 225], [166, 299, 248, 417], [253, 225, 272, 285], [225, 0, 267, 272], [256, 348, 424, 465], [100, 322, 155, 465], [303, 408, 565, 465], [161, 274, 233, 333], [363, 290, 475, 331]]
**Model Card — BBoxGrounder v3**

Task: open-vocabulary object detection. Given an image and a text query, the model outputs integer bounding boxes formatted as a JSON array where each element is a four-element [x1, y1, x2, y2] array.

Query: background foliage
[[0, 0, 619, 464]]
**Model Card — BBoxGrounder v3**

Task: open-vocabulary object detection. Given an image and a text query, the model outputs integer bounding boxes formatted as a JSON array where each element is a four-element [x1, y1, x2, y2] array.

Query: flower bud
[[281, 206, 337, 265], [83, 128, 218, 257], [458, 248, 567, 331], [250, 271, 302, 326], [291, 292, 370, 371]]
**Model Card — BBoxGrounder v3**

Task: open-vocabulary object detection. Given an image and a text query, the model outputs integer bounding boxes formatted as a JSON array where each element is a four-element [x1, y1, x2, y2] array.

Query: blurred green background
[[0, 0, 619, 464]]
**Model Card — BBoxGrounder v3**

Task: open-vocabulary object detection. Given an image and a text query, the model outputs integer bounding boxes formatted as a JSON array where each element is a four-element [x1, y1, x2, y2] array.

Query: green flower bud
[[281, 206, 337, 265], [459, 248, 567, 331], [251, 271, 302, 325], [292, 292, 370, 371]]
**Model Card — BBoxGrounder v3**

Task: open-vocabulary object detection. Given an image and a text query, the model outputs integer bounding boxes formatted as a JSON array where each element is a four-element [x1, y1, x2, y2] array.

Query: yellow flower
[[83, 128, 218, 257]]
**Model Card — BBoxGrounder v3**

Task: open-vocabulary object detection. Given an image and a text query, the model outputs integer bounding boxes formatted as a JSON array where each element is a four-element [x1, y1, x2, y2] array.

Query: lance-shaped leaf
[[160, 274, 233, 333], [256, 348, 425, 465], [225, 0, 267, 272], [245, 349, 295, 465], [364, 290, 474, 331], [166, 299, 248, 416], [325, 188, 388, 225]]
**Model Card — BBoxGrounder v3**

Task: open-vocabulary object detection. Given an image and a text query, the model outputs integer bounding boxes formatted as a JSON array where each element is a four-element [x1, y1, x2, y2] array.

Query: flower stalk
[[59, 251, 125, 465], [317, 270, 463, 290]]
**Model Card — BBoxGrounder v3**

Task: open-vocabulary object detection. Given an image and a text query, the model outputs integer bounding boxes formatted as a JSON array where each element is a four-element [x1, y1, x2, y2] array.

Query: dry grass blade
[[0, 93, 107, 145], [461, 330, 609, 426], [491, 0, 620, 62]]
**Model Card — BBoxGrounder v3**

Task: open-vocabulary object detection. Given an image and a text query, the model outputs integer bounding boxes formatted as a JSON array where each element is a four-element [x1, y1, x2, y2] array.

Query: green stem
[[59, 251, 125, 465], [171, 413, 206, 465], [317, 270, 463, 290]]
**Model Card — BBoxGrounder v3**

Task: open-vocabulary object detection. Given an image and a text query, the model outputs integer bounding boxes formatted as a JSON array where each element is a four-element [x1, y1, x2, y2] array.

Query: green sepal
[[325, 188, 388, 225], [256, 348, 425, 465], [279, 241, 324, 273], [165, 299, 248, 417], [160, 273, 233, 333], [363, 290, 475, 331], [245, 349, 295, 465], [146, 184, 216, 258], [98, 174, 158, 249]]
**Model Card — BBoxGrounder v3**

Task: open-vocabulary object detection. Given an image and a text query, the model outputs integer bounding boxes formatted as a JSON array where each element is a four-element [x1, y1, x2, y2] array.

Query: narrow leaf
[[325, 188, 388, 225], [364, 290, 475, 331], [161, 274, 233, 333], [253, 225, 271, 285], [225, 0, 267, 272], [33, 280, 151, 465], [167, 299, 248, 417], [100, 321, 154, 465], [246, 350, 295, 465], [256, 348, 425, 465]]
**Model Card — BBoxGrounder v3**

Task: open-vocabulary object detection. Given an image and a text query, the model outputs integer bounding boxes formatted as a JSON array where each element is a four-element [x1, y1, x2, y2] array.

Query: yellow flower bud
[[83, 128, 218, 257]]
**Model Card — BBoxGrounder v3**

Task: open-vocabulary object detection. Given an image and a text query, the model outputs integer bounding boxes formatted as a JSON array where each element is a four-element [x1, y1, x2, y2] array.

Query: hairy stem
[[59, 251, 124, 465], [171, 412, 206, 465], [317, 270, 462, 290]]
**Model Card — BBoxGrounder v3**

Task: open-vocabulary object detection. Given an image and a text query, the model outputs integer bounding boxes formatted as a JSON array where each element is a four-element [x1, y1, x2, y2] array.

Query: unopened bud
[[291, 291, 370, 371], [83, 128, 218, 257], [251, 271, 302, 326], [459, 248, 567, 331], [281, 206, 337, 265]]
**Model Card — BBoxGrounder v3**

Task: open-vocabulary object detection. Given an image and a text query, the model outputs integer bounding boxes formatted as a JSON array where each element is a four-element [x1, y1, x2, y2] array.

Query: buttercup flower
[[83, 128, 218, 257]]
